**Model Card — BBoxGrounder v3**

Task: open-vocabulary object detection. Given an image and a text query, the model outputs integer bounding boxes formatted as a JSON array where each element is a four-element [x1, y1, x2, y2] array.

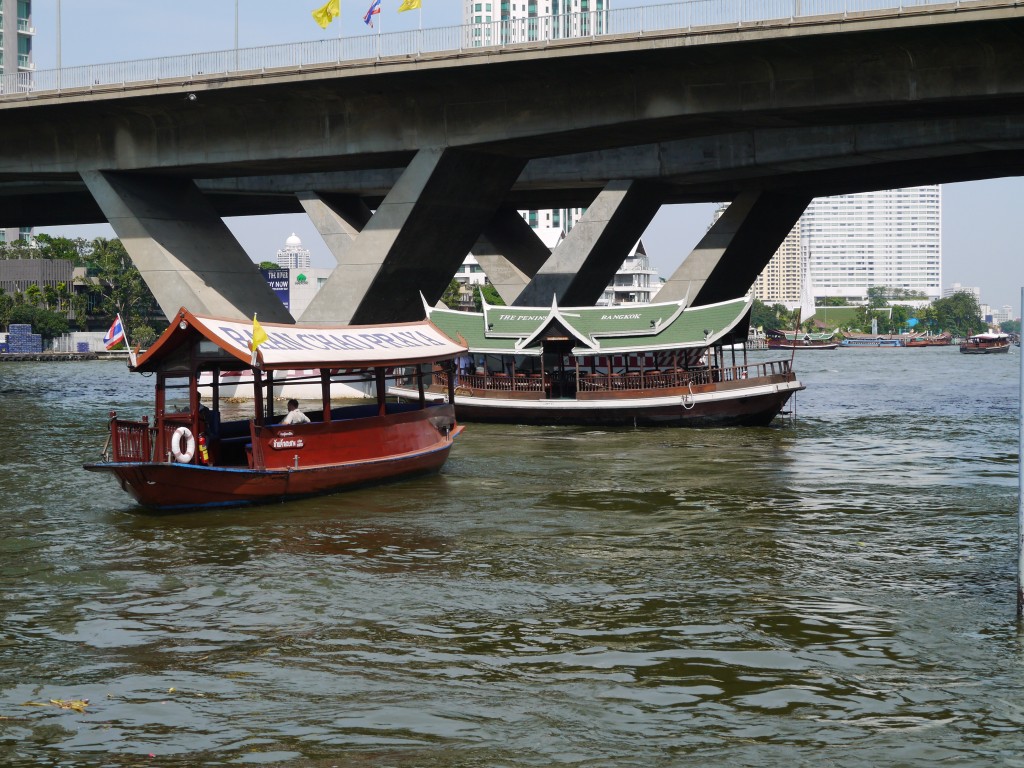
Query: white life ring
[[171, 426, 196, 463]]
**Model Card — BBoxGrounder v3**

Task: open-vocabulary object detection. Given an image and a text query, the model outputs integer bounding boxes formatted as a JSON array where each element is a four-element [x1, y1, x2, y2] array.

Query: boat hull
[[767, 342, 840, 350], [959, 343, 1011, 354], [85, 432, 459, 511], [394, 377, 804, 428]]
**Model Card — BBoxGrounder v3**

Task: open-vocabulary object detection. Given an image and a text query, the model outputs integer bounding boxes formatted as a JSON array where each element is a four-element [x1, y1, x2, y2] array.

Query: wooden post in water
[[1018, 287, 1024, 617]]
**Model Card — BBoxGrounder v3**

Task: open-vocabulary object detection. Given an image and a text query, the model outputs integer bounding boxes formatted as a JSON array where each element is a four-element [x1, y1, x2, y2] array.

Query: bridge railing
[[0, 0, 993, 99]]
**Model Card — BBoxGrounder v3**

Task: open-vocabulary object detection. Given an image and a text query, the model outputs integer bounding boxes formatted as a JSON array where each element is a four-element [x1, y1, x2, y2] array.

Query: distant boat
[[84, 308, 467, 511], [390, 295, 805, 428], [959, 332, 1011, 354], [905, 333, 952, 347], [839, 333, 905, 348], [766, 330, 839, 350]]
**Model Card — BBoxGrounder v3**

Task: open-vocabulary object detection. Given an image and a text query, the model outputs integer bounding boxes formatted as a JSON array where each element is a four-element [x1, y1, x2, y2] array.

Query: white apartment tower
[[275, 234, 312, 269], [751, 186, 942, 305], [0, 0, 33, 244], [802, 186, 942, 303], [463, 1, 609, 238]]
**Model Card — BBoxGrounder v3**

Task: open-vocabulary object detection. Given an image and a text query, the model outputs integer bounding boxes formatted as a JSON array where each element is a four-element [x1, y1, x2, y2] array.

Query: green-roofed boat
[[390, 295, 805, 428], [766, 329, 840, 350]]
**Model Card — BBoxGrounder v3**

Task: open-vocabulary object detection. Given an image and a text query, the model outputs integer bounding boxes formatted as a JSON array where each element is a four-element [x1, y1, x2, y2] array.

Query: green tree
[[32, 234, 90, 263], [0, 291, 13, 330], [1000, 318, 1021, 335], [258, 261, 280, 270], [0, 240, 36, 260], [931, 292, 987, 337], [441, 278, 463, 309], [7, 304, 69, 340], [473, 282, 505, 312], [78, 237, 160, 333], [24, 284, 42, 307], [751, 299, 795, 331]]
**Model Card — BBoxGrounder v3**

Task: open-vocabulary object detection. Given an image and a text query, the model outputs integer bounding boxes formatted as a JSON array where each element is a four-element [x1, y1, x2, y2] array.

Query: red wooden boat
[[84, 308, 467, 511]]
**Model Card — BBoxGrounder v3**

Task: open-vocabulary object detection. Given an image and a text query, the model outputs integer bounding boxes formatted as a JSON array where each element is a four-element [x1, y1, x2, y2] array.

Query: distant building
[[275, 233, 312, 269], [803, 186, 942, 303], [597, 242, 660, 306], [454, 254, 488, 288], [0, 258, 72, 295], [751, 185, 942, 306], [260, 266, 333, 321], [752, 219, 802, 304], [1, 0, 34, 245], [462, 1, 606, 251], [464, 0, 610, 47], [944, 283, 981, 302], [985, 305, 1013, 325]]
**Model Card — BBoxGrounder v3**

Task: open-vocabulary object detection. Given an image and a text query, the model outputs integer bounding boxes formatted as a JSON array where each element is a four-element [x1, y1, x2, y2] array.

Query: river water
[[1, 348, 1022, 767]]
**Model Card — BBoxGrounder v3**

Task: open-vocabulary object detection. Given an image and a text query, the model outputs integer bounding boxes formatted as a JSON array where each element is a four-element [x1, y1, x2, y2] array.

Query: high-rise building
[[752, 219, 802, 305], [751, 186, 942, 305], [463, 2, 609, 240], [802, 186, 942, 303], [1, 0, 33, 245], [275, 233, 312, 269], [464, 1, 609, 46]]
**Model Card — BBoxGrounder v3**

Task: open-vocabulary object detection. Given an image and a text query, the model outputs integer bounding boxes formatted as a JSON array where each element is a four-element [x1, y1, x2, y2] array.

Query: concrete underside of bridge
[[3, 5, 1024, 320]]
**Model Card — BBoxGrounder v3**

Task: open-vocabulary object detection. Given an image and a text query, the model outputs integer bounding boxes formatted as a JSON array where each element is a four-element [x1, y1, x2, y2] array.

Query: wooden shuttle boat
[[84, 308, 466, 511], [391, 295, 805, 428], [959, 332, 1011, 354]]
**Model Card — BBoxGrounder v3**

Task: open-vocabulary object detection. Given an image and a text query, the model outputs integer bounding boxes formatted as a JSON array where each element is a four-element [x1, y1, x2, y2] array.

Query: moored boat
[[959, 332, 1011, 354], [905, 332, 952, 347], [391, 295, 804, 428], [766, 329, 840, 350], [839, 333, 905, 348], [84, 308, 467, 511]]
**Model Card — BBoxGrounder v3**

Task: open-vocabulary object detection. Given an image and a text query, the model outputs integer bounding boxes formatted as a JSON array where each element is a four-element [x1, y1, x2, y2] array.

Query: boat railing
[[109, 414, 153, 463], [435, 358, 794, 395], [449, 371, 545, 392]]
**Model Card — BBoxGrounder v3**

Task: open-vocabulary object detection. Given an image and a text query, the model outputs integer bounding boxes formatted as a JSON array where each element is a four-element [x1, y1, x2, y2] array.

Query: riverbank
[[0, 351, 129, 362]]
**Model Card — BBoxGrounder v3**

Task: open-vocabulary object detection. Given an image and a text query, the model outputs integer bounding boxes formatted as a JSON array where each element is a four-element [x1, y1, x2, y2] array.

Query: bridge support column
[[513, 179, 661, 307], [81, 171, 293, 323], [657, 190, 811, 307], [296, 192, 373, 266], [300, 147, 525, 324], [472, 208, 552, 305]]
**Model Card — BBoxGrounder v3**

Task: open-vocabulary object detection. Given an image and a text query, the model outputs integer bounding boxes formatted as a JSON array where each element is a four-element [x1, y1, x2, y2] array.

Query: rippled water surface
[[2, 350, 1023, 767]]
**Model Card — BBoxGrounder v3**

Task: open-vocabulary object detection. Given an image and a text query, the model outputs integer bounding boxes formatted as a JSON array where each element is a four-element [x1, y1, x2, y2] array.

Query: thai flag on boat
[[103, 314, 126, 350], [363, 0, 381, 26]]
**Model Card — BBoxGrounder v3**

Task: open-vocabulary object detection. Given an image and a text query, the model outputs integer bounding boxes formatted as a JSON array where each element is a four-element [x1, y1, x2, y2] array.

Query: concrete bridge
[[2, 0, 1024, 324]]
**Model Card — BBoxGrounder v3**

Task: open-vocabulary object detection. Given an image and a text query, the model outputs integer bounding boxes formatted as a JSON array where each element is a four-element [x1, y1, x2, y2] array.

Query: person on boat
[[281, 399, 311, 425]]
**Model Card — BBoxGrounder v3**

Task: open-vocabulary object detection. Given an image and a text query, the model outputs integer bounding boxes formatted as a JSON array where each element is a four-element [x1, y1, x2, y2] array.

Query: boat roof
[[967, 332, 1010, 340], [132, 307, 467, 373], [423, 295, 752, 356]]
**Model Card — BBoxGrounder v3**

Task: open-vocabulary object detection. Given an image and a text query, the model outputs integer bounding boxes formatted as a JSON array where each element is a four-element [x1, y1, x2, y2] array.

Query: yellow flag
[[312, 0, 341, 29], [250, 314, 269, 366], [398, 0, 422, 11], [251, 315, 268, 350]]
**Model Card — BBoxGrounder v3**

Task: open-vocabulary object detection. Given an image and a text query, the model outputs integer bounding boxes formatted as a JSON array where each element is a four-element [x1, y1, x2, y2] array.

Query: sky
[[25, 1, 1024, 315]]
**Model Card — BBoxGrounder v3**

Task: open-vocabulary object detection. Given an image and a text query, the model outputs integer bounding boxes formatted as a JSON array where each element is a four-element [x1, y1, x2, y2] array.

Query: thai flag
[[363, 0, 381, 26], [103, 314, 126, 350]]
